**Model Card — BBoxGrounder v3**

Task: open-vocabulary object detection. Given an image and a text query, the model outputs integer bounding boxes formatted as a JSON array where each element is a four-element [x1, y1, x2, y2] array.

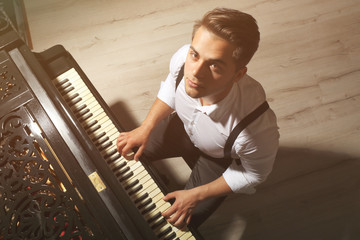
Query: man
[[116, 8, 279, 229]]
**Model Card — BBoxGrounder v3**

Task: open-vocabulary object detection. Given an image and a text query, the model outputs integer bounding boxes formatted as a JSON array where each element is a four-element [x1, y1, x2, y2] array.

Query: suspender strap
[[175, 64, 185, 91], [175, 63, 269, 164], [223, 101, 270, 161]]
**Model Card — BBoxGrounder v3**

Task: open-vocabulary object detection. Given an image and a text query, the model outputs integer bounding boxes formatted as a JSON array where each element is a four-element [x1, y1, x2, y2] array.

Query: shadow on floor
[[200, 147, 360, 240], [109, 101, 139, 131]]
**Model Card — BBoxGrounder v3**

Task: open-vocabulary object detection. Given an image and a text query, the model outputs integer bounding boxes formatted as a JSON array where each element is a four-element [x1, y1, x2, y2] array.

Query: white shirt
[[157, 44, 279, 194]]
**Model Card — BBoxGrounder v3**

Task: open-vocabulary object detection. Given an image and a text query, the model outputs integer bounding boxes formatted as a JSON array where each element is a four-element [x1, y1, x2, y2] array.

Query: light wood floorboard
[[24, 0, 360, 239]]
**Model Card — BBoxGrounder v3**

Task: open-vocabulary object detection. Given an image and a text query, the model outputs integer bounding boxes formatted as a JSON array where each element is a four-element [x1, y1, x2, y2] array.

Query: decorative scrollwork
[[0, 108, 97, 239], [0, 60, 23, 101]]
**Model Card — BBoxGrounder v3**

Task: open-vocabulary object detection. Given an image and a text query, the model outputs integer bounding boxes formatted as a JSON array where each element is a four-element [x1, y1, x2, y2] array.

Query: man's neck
[[200, 83, 234, 106]]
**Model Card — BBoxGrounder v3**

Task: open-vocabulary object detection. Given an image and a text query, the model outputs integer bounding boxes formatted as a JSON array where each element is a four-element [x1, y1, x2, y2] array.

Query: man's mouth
[[187, 77, 201, 88]]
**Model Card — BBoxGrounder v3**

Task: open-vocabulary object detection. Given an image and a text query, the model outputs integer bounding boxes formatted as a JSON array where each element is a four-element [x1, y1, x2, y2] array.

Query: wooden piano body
[[0, 17, 203, 240]]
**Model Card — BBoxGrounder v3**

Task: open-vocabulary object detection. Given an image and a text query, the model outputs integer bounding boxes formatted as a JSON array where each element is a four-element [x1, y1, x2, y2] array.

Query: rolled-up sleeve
[[157, 44, 189, 109], [157, 73, 176, 108], [223, 110, 280, 194]]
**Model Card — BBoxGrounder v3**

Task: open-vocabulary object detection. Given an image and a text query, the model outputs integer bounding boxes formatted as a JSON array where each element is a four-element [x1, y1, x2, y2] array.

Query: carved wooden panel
[[0, 106, 102, 239]]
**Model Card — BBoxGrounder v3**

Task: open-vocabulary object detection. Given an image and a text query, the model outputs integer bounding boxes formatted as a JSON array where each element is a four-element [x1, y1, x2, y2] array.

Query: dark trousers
[[141, 113, 229, 228]]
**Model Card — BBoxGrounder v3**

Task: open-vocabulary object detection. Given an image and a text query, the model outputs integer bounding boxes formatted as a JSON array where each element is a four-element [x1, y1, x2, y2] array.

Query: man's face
[[184, 26, 245, 106]]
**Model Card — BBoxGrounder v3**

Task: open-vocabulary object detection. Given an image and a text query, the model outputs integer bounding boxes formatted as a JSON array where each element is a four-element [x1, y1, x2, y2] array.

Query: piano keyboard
[[52, 68, 196, 240]]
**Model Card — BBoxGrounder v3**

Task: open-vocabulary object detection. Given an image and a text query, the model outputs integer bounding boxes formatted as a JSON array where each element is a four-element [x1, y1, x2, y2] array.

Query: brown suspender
[[175, 64, 269, 164]]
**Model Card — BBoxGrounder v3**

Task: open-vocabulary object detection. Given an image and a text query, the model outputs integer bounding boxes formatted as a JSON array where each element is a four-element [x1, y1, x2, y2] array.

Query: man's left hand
[[162, 189, 200, 229]]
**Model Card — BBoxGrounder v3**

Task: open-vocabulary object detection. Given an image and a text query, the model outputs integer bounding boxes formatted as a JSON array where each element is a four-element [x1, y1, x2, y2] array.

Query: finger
[[117, 139, 132, 157], [175, 221, 186, 230], [134, 145, 145, 161], [162, 204, 177, 219], [163, 192, 176, 202], [124, 151, 135, 160], [168, 213, 181, 226], [116, 139, 126, 153], [122, 141, 138, 159], [185, 215, 191, 226], [177, 216, 192, 230], [117, 132, 127, 143], [173, 212, 187, 228], [122, 151, 134, 160]]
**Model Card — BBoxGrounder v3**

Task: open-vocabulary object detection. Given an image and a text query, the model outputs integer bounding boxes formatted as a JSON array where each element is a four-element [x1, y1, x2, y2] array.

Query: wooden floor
[[24, 0, 360, 239]]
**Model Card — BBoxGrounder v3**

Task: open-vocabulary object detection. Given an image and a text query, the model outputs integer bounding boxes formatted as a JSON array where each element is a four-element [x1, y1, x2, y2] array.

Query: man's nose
[[192, 61, 206, 79]]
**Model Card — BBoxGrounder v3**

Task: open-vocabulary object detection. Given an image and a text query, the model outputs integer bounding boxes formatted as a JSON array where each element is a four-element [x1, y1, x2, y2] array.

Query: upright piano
[[0, 14, 203, 240]]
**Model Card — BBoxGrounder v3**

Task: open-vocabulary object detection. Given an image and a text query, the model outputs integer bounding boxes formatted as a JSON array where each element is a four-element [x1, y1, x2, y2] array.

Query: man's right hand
[[116, 125, 151, 161], [116, 98, 174, 161]]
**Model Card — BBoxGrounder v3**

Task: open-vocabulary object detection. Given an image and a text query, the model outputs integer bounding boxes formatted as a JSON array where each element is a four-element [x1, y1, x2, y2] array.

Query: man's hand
[[116, 126, 150, 161], [162, 189, 201, 229], [162, 177, 233, 229], [116, 98, 174, 161]]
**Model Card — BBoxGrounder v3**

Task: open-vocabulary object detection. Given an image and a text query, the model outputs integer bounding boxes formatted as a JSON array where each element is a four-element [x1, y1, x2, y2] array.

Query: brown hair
[[193, 8, 260, 68]]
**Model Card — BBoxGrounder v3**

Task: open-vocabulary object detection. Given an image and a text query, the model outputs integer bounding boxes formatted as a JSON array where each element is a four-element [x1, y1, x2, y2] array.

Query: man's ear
[[234, 67, 247, 82]]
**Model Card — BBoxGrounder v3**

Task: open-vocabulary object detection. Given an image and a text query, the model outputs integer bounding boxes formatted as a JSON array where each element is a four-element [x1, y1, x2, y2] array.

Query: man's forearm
[[141, 98, 174, 132], [142, 98, 174, 129], [193, 176, 233, 202]]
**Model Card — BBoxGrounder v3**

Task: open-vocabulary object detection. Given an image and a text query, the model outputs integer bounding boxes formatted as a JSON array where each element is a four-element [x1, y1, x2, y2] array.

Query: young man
[[116, 8, 279, 229]]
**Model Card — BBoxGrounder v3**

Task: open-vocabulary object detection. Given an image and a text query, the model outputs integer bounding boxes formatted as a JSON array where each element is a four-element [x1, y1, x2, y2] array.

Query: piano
[[0, 18, 203, 240]]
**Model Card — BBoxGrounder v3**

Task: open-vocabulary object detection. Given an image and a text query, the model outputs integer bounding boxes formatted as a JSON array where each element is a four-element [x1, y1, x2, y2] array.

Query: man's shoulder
[[241, 74, 264, 89], [238, 74, 266, 101], [169, 44, 190, 75]]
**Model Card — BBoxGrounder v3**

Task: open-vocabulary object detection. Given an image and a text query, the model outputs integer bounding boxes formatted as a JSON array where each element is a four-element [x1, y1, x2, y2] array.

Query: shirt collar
[[194, 82, 238, 121]]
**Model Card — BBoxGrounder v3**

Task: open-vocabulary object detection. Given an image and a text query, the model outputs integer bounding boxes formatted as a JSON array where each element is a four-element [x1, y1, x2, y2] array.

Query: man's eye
[[210, 64, 222, 73], [210, 64, 219, 70], [190, 52, 198, 59]]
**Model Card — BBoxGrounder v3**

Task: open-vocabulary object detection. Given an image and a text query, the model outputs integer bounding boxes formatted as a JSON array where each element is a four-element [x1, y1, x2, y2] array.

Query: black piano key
[[128, 184, 143, 196], [83, 120, 98, 130], [137, 198, 152, 210], [68, 97, 82, 107], [141, 203, 156, 215], [112, 163, 127, 173], [115, 166, 130, 177], [125, 179, 139, 190], [91, 131, 106, 142], [151, 217, 166, 230], [157, 226, 172, 239], [98, 141, 112, 152], [76, 107, 90, 118], [134, 192, 149, 204], [79, 112, 93, 122], [94, 136, 109, 146], [106, 153, 121, 164], [147, 212, 162, 224], [73, 103, 87, 114], [119, 171, 133, 182], [163, 232, 177, 240], [70, 94, 81, 103], [103, 148, 117, 158], [65, 93, 80, 103], [86, 124, 101, 134], [61, 86, 75, 96], [55, 78, 69, 87], [58, 81, 71, 91]]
